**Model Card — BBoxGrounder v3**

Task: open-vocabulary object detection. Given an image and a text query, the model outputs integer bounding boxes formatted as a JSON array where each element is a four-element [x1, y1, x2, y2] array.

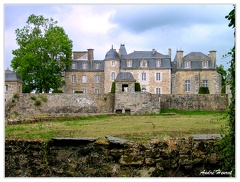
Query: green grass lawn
[[5, 110, 228, 143]]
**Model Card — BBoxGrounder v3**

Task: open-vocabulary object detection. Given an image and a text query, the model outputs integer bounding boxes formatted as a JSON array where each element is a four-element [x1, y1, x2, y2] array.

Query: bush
[[30, 96, 37, 100], [34, 100, 41, 106], [39, 95, 47, 102], [52, 89, 63, 93], [198, 87, 210, 94], [110, 82, 116, 93], [13, 93, 19, 99], [75, 91, 83, 94], [135, 82, 141, 91]]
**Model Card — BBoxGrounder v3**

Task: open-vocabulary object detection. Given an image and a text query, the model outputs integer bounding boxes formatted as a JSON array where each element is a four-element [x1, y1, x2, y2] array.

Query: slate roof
[[104, 48, 120, 61], [5, 69, 22, 82], [123, 50, 169, 59], [115, 72, 135, 81], [67, 60, 105, 71], [183, 52, 211, 61]]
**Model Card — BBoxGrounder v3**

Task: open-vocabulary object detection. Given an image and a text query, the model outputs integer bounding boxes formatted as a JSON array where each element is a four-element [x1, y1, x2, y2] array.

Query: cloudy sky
[[4, 4, 235, 70]]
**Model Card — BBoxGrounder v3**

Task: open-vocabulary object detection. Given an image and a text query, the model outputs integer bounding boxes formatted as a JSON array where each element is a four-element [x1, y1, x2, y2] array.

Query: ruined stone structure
[[5, 69, 22, 101], [63, 45, 221, 95]]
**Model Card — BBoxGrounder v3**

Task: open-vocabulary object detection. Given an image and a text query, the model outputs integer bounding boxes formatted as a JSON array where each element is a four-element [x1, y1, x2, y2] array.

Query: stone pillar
[[176, 50, 184, 68], [209, 50, 216, 68]]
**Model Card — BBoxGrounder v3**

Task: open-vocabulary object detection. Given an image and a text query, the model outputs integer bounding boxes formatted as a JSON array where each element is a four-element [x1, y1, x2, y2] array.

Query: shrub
[[135, 82, 141, 91], [52, 89, 63, 93], [75, 91, 83, 94], [30, 96, 37, 100], [39, 95, 48, 102], [198, 87, 210, 94], [34, 100, 41, 106], [13, 93, 19, 99], [110, 82, 116, 93]]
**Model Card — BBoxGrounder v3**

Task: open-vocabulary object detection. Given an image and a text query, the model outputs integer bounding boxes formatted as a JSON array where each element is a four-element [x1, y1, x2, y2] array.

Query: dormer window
[[156, 59, 161, 67], [82, 63, 87, 69], [127, 60, 132, 67], [185, 61, 191, 69], [95, 63, 100, 69], [71, 63, 76, 69], [140, 60, 148, 68], [202, 61, 208, 68]]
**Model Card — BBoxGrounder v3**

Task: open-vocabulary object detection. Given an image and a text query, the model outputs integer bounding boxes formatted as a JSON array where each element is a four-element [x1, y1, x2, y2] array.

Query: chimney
[[168, 48, 172, 58], [209, 50, 217, 68], [176, 50, 184, 68], [152, 49, 156, 55], [87, 49, 94, 62]]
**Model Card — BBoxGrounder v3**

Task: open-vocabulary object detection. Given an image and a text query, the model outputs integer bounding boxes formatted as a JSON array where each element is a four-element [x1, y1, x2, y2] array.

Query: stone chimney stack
[[209, 50, 217, 68], [152, 49, 156, 55], [87, 48, 94, 62], [168, 48, 172, 58], [176, 50, 184, 68]]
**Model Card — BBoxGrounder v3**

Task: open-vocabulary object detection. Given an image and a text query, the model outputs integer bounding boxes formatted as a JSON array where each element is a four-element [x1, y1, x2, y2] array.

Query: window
[[203, 61, 208, 68], [5, 85, 8, 92], [140, 60, 148, 68], [112, 61, 116, 66], [95, 75, 100, 83], [185, 80, 191, 92], [95, 89, 100, 94], [82, 75, 87, 83], [203, 80, 208, 87], [127, 60, 132, 67], [142, 72, 146, 81], [111, 72, 116, 81], [95, 63, 100, 69], [156, 60, 161, 67], [156, 73, 161, 81], [83, 89, 86, 94], [72, 89, 75, 94], [185, 61, 191, 69], [71, 63, 76, 69], [156, 88, 161, 94], [71, 75, 76, 83], [82, 63, 87, 69]]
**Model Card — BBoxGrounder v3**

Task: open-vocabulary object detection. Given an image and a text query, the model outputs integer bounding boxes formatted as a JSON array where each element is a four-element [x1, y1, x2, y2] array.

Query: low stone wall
[[156, 94, 228, 111], [6, 93, 114, 119], [5, 135, 229, 177]]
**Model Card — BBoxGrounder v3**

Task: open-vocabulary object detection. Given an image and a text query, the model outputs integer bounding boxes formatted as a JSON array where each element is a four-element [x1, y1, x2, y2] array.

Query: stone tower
[[104, 46, 120, 93]]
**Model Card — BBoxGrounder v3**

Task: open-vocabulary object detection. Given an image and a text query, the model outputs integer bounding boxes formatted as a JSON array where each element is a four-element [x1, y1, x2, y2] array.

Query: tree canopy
[[11, 14, 73, 93]]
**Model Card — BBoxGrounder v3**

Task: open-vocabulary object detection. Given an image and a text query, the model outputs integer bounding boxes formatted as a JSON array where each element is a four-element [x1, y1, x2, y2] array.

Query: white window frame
[[95, 75, 100, 83], [156, 60, 161, 67], [82, 75, 87, 83], [140, 60, 148, 68], [95, 89, 100, 94], [111, 72, 116, 81], [71, 63, 76, 69], [95, 63, 100, 69], [112, 61, 116, 66], [82, 63, 87, 69], [156, 88, 161, 94], [156, 73, 161, 81], [142, 72, 146, 81], [127, 60, 132, 67], [185, 61, 191, 69], [203, 61, 208, 68], [185, 80, 191, 92], [71, 75, 76, 83], [203, 80, 208, 87]]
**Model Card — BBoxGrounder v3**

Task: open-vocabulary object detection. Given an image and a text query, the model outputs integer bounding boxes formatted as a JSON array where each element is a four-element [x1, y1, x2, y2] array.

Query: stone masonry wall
[[5, 136, 228, 177], [6, 93, 114, 119], [157, 94, 228, 111]]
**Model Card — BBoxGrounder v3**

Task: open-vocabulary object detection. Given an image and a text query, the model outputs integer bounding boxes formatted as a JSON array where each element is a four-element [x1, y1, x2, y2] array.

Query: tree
[[217, 5, 235, 176], [11, 14, 73, 93], [216, 64, 227, 93]]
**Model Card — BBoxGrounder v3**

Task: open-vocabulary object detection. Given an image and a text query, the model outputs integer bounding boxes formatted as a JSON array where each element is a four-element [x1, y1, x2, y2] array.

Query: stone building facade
[[61, 44, 221, 95], [5, 69, 22, 101]]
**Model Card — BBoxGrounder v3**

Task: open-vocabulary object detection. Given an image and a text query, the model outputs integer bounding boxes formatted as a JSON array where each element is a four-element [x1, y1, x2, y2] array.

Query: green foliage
[[11, 14, 73, 93], [30, 96, 37, 100], [75, 91, 83, 94], [135, 82, 141, 91], [217, 6, 235, 176], [13, 93, 19, 99], [34, 100, 41, 106], [110, 82, 116, 93], [198, 87, 210, 94], [39, 95, 48, 102], [216, 64, 227, 94], [52, 89, 63, 93]]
